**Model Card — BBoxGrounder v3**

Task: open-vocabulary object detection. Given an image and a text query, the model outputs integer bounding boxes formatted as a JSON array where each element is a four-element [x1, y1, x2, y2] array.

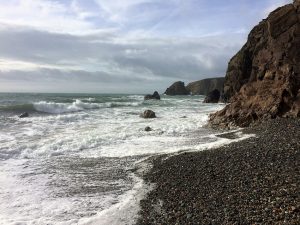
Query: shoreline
[[136, 118, 300, 224]]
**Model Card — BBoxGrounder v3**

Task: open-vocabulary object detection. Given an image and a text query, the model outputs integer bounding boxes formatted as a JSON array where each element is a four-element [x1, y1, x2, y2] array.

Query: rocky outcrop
[[164, 81, 189, 95], [186, 77, 225, 95], [141, 110, 156, 119], [210, 0, 300, 127], [144, 91, 160, 100], [203, 89, 221, 103]]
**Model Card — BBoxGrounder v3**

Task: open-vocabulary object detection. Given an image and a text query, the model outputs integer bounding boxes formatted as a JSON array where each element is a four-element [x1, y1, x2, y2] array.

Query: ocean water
[[0, 93, 245, 225]]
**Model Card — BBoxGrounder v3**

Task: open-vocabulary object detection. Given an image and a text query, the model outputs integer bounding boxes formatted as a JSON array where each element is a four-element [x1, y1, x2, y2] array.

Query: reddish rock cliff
[[210, 0, 300, 127]]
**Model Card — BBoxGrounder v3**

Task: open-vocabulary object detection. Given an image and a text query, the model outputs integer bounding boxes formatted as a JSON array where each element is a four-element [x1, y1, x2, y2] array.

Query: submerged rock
[[144, 91, 161, 100], [203, 89, 221, 103], [210, 0, 300, 127], [19, 112, 29, 118], [141, 110, 156, 119], [164, 81, 189, 95]]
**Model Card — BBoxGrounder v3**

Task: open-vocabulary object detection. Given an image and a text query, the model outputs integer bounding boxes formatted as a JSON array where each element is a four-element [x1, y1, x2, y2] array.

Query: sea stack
[[164, 81, 189, 95], [144, 91, 161, 100], [210, 0, 300, 127]]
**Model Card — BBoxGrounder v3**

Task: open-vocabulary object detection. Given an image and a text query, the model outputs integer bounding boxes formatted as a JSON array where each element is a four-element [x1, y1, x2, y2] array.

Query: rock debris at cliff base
[[137, 118, 300, 225]]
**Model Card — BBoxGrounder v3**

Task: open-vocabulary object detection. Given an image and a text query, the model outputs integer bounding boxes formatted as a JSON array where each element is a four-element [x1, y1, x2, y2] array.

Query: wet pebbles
[[137, 118, 300, 224]]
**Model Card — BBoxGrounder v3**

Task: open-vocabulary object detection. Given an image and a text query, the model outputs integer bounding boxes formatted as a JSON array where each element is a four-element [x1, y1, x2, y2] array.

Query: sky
[[0, 0, 293, 93]]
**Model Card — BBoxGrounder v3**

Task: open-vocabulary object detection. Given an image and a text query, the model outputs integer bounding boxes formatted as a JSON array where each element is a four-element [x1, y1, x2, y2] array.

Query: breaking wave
[[0, 100, 142, 114], [34, 100, 142, 114]]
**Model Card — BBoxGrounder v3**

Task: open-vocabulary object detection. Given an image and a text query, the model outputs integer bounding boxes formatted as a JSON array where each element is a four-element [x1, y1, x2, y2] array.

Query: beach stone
[[144, 91, 161, 100], [203, 89, 220, 103], [141, 110, 156, 119], [19, 112, 29, 118], [210, 1, 300, 127]]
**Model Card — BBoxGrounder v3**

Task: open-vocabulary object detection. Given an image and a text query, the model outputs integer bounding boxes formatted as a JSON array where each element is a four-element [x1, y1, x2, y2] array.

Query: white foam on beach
[[0, 133, 15, 142], [193, 132, 256, 152], [0, 158, 138, 225], [78, 174, 152, 225]]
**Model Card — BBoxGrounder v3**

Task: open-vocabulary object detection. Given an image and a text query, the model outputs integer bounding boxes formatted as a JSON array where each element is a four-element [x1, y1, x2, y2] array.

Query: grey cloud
[[0, 27, 121, 64], [0, 68, 176, 93], [0, 25, 245, 93], [0, 69, 178, 94], [0, 68, 149, 83]]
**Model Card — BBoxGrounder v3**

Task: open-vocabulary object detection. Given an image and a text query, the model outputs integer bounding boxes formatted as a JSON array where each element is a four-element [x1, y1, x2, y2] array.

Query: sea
[[0, 93, 250, 225]]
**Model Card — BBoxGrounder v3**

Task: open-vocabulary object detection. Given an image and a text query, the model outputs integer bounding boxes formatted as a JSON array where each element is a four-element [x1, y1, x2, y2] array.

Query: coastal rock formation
[[210, 0, 300, 127], [186, 77, 225, 95], [141, 110, 156, 119], [144, 91, 161, 100], [164, 81, 189, 95], [203, 89, 221, 103], [19, 112, 29, 118]]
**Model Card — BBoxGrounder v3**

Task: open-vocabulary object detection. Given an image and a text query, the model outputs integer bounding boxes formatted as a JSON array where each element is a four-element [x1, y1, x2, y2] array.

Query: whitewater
[[0, 93, 246, 225]]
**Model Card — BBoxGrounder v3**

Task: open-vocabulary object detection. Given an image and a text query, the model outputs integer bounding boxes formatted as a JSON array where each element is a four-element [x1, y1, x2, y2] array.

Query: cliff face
[[210, 0, 300, 127], [186, 77, 225, 95]]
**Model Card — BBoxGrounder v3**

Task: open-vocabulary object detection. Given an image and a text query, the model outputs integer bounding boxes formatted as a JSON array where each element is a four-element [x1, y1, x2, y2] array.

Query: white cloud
[[71, 0, 98, 20], [0, 58, 56, 71], [0, 0, 98, 34], [93, 0, 153, 22]]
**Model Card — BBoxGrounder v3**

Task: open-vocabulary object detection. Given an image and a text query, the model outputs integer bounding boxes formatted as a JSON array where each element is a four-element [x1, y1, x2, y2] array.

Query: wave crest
[[33, 100, 142, 114]]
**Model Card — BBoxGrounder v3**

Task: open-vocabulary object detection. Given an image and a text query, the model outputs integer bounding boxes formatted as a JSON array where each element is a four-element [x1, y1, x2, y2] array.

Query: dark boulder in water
[[144, 91, 161, 100], [203, 89, 221, 103], [144, 126, 152, 131], [19, 112, 29, 118], [141, 110, 156, 119]]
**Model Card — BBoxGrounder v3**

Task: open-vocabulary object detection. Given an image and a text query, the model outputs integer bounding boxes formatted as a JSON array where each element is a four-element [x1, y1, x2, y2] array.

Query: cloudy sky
[[0, 0, 292, 93]]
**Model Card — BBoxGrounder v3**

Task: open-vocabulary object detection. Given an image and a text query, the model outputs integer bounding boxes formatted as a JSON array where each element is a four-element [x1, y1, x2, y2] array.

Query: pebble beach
[[137, 118, 300, 224]]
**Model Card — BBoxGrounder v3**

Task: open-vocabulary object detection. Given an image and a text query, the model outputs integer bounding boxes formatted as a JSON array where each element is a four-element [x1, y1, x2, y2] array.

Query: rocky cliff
[[186, 77, 225, 95], [210, 0, 300, 127]]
